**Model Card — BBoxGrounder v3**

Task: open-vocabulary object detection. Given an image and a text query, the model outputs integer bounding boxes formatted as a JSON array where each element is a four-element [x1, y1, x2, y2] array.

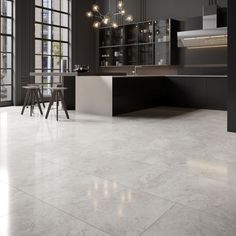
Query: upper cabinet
[[99, 19, 179, 67]]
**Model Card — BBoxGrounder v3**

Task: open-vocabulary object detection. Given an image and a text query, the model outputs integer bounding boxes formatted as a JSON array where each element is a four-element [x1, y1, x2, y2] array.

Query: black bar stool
[[27, 84, 45, 108], [21, 86, 43, 116], [45, 87, 69, 121]]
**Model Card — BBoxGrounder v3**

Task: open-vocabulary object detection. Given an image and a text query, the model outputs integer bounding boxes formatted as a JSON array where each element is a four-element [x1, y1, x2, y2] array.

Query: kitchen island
[[76, 74, 227, 116]]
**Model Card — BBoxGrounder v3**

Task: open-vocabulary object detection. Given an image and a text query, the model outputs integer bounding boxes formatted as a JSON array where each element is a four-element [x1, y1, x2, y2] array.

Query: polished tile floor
[[1, 106, 236, 236]]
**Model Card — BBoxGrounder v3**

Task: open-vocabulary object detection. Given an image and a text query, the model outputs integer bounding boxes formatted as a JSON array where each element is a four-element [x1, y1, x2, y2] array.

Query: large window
[[0, 0, 13, 106], [35, 0, 70, 96]]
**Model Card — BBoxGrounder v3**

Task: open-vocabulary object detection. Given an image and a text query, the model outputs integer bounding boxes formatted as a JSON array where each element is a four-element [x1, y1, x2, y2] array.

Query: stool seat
[[23, 86, 40, 89], [49, 87, 68, 91], [45, 87, 69, 121]]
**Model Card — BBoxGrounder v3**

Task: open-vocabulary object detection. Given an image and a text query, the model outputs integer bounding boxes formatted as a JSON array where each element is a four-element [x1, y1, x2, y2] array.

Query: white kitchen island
[[76, 76, 113, 116]]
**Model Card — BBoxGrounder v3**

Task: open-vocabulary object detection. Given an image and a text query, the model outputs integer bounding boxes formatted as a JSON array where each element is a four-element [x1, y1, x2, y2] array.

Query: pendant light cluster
[[86, 0, 133, 29]]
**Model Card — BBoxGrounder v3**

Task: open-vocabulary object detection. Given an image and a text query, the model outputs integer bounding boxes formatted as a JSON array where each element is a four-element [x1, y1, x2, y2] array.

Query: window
[[34, 0, 70, 96], [0, 0, 13, 105]]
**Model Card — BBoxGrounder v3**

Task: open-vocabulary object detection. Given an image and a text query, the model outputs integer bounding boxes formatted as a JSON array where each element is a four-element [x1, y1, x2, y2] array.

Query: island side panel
[[76, 76, 113, 116], [112, 76, 164, 116]]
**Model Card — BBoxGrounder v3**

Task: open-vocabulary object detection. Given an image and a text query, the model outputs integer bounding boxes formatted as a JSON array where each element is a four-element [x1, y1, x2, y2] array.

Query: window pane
[[35, 0, 42, 6], [52, 26, 60, 40], [35, 23, 42, 38], [1, 36, 12, 52], [35, 76, 42, 84], [43, 40, 51, 54], [35, 7, 42, 22], [35, 55, 42, 69], [1, 53, 11, 68], [53, 75, 61, 83], [1, 0, 12, 17], [42, 55, 52, 70], [52, 56, 60, 69], [1, 17, 12, 34], [0, 85, 11, 102], [61, 28, 68, 42], [61, 43, 68, 56], [43, 0, 51, 9], [52, 0, 60, 11], [61, 0, 69, 13], [43, 25, 52, 39], [52, 42, 61, 55], [35, 40, 42, 54], [61, 13, 68, 27], [0, 69, 12, 85], [52, 11, 60, 25], [43, 9, 51, 24]]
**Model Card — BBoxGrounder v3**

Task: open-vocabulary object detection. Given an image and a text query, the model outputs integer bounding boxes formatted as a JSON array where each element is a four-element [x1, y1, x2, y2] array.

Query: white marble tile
[[142, 204, 236, 236], [141, 168, 236, 225], [0, 196, 110, 236]]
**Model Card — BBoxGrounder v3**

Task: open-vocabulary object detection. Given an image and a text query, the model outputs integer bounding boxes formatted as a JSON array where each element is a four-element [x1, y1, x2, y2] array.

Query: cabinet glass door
[[155, 19, 170, 65]]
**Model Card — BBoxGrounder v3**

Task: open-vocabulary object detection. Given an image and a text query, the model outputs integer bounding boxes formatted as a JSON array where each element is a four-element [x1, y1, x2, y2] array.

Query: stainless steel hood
[[177, 0, 227, 49], [178, 27, 227, 48]]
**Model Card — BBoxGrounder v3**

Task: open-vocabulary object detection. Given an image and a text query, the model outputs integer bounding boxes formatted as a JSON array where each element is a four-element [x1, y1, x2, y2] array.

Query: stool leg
[[45, 91, 56, 119], [38, 88, 45, 108], [34, 89, 43, 115], [30, 90, 35, 117], [21, 89, 30, 115], [56, 91, 59, 121], [59, 90, 69, 119]]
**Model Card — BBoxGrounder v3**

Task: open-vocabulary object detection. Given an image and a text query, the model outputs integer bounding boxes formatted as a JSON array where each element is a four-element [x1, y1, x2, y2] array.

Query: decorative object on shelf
[[86, 0, 133, 29], [73, 65, 90, 74]]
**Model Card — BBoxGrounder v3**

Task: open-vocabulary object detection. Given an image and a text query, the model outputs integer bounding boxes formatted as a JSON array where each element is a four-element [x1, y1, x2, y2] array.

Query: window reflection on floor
[[0, 112, 9, 236]]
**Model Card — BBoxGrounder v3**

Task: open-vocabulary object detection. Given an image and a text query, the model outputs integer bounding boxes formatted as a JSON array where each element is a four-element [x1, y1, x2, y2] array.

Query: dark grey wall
[[72, 0, 96, 72], [228, 0, 236, 132], [15, 0, 35, 105]]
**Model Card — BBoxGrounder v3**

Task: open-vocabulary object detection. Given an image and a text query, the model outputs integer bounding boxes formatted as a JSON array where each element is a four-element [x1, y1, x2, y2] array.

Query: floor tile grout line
[[139, 203, 177, 236], [0, 181, 112, 236]]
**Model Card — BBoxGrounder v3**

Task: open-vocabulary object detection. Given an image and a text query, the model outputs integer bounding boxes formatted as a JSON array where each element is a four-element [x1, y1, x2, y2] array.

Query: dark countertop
[[113, 74, 228, 78]]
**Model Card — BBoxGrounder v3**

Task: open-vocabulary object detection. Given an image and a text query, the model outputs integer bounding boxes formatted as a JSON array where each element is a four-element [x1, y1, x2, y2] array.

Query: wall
[[228, 0, 236, 132], [15, 0, 35, 105]]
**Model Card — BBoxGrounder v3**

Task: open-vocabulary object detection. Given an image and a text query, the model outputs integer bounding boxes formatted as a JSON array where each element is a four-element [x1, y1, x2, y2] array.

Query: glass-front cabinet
[[98, 19, 178, 67], [155, 19, 170, 65]]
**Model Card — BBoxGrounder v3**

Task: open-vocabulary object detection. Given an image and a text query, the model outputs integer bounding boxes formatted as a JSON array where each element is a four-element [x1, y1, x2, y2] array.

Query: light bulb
[[93, 21, 101, 28], [92, 4, 99, 12], [120, 9, 125, 15], [126, 15, 133, 22], [112, 22, 118, 28], [118, 1, 123, 9], [102, 17, 110, 25], [86, 11, 93, 18]]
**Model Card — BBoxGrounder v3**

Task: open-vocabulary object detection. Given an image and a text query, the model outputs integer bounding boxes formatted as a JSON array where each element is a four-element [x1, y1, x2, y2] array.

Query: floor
[[0, 106, 236, 236]]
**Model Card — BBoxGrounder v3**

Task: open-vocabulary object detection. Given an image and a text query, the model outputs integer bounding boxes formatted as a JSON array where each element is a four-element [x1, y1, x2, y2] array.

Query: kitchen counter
[[76, 74, 227, 116], [114, 74, 228, 78]]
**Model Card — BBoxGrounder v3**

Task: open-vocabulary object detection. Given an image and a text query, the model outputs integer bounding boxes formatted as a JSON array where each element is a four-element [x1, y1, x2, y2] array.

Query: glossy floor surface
[[0, 106, 236, 236]]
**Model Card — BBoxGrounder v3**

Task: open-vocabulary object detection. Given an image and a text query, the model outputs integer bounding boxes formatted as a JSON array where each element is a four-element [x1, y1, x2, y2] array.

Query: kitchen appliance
[[177, 0, 227, 49]]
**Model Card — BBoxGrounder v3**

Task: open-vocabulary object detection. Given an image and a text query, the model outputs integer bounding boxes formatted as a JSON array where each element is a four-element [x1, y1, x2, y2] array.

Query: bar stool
[[27, 84, 45, 108], [21, 86, 43, 116], [45, 87, 69, 121]]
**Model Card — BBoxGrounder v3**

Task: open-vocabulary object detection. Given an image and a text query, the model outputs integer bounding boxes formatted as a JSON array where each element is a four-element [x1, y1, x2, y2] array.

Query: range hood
[[178, 0, 227, 49]]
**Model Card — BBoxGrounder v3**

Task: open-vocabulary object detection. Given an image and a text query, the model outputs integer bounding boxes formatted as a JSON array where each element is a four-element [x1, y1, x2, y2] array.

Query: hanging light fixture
[[86, 0, 133, 29]]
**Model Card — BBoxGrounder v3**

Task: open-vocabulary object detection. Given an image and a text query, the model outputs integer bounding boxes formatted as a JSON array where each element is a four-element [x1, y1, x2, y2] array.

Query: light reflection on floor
[[0, 112, 9, 236]]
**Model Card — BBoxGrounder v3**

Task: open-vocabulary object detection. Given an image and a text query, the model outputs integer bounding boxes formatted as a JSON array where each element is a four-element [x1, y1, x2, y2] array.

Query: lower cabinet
[[163, 77, 227, 110]]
